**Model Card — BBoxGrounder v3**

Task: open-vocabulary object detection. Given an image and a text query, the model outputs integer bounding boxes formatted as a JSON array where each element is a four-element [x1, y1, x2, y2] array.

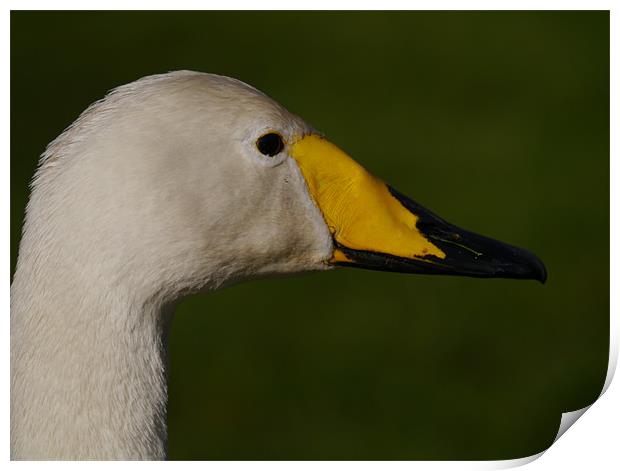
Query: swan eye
[[256, 133, 284, 157]]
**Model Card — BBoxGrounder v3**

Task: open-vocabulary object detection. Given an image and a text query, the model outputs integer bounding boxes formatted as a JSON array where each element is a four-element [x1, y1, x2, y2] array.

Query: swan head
[[30, 71, 545, 301]]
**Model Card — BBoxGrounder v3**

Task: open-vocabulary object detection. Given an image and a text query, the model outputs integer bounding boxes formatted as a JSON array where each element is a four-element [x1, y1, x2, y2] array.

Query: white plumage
[[11, 71, 332, 459]]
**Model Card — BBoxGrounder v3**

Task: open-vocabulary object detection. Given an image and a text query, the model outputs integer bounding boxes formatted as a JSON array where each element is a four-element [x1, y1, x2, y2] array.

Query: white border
[[3, 1, 616, 469]]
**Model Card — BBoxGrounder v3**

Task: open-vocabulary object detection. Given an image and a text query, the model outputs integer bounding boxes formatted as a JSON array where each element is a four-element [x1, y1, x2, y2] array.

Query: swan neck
[[11, 262, 172, 460]]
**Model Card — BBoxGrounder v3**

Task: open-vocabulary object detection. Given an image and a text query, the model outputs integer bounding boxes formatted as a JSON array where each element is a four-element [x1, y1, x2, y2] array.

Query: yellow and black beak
[[290, 134, 547, 283]]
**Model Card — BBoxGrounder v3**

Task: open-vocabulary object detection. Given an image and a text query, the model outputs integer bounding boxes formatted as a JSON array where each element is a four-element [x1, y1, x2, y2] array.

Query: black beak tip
[[513, 248, 547, 284], [386, 185, 547, 284]]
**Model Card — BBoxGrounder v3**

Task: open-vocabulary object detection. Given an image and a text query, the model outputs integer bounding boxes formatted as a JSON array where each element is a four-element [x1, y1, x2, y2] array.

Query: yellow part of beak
[[289, 134, 445, 263]]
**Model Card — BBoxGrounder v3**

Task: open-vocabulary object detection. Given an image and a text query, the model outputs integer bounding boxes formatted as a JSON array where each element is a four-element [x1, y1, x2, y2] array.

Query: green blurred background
[[11, 11, 609, 460]]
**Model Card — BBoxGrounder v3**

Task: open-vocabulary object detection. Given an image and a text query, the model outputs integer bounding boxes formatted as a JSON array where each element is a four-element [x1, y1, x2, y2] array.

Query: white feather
[[11, 71, 333, 459]]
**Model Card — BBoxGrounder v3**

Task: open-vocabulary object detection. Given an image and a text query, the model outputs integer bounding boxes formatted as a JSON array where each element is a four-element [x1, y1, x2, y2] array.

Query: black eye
[[256, 132, 284, 157]]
